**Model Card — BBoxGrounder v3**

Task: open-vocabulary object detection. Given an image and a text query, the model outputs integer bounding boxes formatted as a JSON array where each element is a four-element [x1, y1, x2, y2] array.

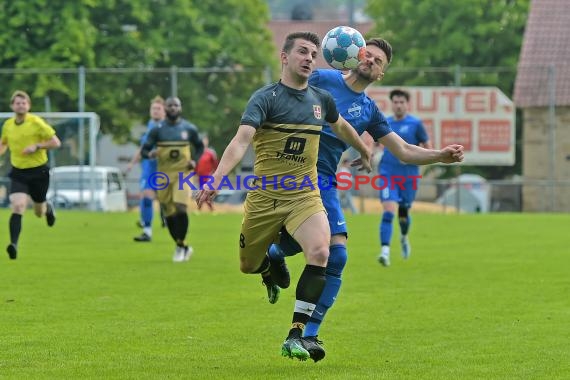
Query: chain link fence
[[1, 65, 567, 213]]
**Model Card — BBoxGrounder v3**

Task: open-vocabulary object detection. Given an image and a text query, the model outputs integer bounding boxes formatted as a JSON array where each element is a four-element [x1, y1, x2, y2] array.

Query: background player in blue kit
[[378, 89, 432, 267], [267, 38, 464, 361], [125, 96, 165, 242]]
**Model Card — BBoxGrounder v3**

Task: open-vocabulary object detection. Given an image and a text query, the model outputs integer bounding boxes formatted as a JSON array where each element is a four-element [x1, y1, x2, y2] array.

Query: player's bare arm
[[22, 135, 62, 155], [195, 125, 256, 206], [125, 148, 143, 174], [380, 132, 464, 165], [0, 141, 7, 156], [329, 115, 372, 172]]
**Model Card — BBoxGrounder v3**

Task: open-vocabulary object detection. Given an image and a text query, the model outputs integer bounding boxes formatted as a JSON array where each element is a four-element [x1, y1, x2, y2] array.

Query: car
[[47, 165, 127, 212]]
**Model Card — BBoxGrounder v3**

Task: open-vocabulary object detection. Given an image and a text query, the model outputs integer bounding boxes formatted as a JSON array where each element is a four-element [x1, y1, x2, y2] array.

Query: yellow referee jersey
[[1, 114, 56, 169]]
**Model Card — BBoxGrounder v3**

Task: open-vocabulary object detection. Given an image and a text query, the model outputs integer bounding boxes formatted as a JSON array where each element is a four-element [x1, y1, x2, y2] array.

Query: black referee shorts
[[9, 164, 51, 203]]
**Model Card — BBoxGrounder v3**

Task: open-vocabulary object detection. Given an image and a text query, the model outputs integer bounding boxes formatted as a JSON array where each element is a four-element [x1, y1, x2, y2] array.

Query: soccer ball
[[322, 26, 366, 70]]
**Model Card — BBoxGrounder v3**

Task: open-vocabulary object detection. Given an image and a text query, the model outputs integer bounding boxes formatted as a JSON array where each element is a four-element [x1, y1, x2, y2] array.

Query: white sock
[[143, 227, 152, 237], [381, 245, 390, 257]]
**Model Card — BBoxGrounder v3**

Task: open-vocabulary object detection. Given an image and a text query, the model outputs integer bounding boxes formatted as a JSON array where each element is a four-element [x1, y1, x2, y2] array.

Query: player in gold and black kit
[[0, 91, 61, 259], [141, 97, 204, 262], [196, 32, 372, 361]]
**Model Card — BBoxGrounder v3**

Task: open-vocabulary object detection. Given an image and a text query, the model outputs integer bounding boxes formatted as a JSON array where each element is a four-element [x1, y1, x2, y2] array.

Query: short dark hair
[[389, 88, 410, 101], [366, 38, 393, 64], [282, 31, 321, 53]]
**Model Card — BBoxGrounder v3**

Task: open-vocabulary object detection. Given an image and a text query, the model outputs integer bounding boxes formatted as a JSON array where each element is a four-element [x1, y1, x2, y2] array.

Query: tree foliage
[[0, 0, 277, 150], [366, 0, 529, 178], [366, 0, 529, 93]]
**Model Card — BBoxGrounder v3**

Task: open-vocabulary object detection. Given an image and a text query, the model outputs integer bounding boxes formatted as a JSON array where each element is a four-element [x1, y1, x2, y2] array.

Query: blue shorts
[[378, 165, 420, 208], [321, 185, 347, 237], [279, 177, 347, 256], [140, 159, 158, 191]]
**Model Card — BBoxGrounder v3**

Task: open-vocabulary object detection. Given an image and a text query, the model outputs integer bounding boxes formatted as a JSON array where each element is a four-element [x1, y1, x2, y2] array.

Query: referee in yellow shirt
[[0, 91, 61, 260]]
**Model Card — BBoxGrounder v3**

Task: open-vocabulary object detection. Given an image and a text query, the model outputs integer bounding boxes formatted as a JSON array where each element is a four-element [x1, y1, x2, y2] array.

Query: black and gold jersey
[[240, 81, 339, 199], [142, 118, 204, 174]]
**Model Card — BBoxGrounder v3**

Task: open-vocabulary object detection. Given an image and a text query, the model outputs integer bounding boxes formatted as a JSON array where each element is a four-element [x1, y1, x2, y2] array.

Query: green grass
[[0, 210, 569, 379]]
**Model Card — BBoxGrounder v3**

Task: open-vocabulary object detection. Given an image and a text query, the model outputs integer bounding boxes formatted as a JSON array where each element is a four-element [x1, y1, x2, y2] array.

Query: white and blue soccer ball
[[322, 26, 366, 70]]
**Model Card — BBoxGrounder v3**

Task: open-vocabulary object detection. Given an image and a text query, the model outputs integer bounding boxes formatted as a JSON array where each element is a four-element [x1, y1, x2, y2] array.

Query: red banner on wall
[[367, 86, 515, 166]]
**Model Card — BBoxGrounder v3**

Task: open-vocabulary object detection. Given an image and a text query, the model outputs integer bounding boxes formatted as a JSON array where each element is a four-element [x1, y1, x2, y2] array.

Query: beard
[[354, 65, 375, 81], [166, 112, 179, 121]]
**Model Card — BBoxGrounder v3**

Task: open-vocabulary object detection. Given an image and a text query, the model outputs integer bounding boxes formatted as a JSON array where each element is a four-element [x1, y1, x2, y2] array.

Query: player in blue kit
[[378, 89, 431, 266], [125, 96, 166, 242], [196, 31, 373, 362], [267, 38, 465, 361]]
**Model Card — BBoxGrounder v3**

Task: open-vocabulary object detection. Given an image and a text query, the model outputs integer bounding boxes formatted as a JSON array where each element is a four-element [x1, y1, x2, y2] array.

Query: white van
[[47, 166, 127, 212]]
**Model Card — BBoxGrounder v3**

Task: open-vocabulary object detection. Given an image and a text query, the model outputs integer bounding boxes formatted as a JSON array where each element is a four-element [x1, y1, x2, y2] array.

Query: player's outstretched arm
[[380, 132, 464, 165], [124, 147, 142, 174], [195, 125, 255, 206], [329, 115, 372, 172]]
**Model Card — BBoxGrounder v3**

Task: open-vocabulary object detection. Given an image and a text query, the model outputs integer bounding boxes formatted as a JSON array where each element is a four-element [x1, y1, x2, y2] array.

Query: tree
[[367, 0, 528, 90], [366, 0, 529, 178], [0, 1, 97, 98], [0, 0, 277, 151]]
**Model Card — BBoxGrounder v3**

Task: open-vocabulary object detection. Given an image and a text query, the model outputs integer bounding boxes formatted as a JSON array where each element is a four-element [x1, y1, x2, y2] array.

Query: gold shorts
[[156, 172, 191, 215], [239, 191, 325, 261]]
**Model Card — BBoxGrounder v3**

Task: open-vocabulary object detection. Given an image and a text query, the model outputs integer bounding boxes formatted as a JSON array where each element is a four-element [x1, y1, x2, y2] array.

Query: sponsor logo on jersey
[[313, 105, 322, 119]]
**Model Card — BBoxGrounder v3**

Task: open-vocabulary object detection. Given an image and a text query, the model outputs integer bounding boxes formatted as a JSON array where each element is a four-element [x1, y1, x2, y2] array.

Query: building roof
[[268, 20, 374, 69], [514, 0, 570, 107]]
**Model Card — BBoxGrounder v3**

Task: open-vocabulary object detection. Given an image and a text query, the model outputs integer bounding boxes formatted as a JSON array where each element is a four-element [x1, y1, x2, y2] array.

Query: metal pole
[[44, 96, 57, 200], [454, 65, 462, 213], [44, 97, 56, 166], [170, 66, 178, 97], [548, 65, 556, 212], [348, 0, 355, 27], [78, 66, 88, 208], [89, 115, 99, 211]]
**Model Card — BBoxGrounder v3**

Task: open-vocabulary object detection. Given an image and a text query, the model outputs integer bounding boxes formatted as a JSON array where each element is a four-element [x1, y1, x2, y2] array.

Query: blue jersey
[[380, 114, 429, 174], [309, 69, 392, 178], [140, 119, 160, 175]]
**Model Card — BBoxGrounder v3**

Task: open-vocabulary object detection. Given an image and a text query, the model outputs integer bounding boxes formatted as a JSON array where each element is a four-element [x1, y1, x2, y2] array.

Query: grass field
[[0, 210, 568, 379]]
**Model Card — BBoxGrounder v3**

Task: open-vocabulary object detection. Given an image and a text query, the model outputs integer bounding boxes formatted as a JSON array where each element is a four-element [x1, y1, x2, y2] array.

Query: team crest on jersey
[[181, 131, 188, 140], [313, 105, 322, 119], [348, 102, 362, 118]]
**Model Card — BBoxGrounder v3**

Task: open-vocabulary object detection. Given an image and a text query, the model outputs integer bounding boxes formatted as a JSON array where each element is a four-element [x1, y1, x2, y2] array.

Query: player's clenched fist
[[440, 144, 464, 164]]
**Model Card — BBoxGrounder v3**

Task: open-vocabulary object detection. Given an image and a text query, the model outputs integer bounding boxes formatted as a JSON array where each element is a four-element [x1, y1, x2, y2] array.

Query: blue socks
[[140, 197, 154, 227], [304, 244, 347, 337], [380, 211, 394, 246], [269, 241, 350, 337]]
